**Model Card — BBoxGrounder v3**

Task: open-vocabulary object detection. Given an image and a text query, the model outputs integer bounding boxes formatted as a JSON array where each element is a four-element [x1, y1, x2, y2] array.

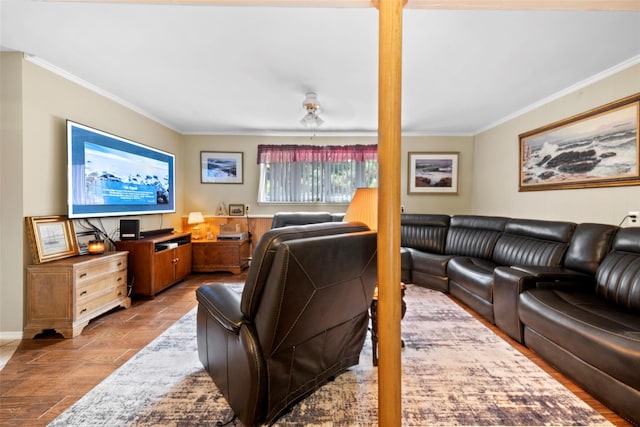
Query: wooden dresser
[[24, 251, 130, 338], [192, 238, 250, 274]]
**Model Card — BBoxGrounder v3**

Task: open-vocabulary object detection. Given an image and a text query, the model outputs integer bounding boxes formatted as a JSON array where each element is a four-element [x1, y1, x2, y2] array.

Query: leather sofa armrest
[[494, 267, 543, 343], [494, 266, 595, 343], [196, 283, 245, 334], [510, 266, 594, 289]]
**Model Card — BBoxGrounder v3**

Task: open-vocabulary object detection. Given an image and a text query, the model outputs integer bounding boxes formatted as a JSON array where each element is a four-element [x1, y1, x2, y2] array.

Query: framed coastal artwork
[[408, 152, 459, 194], [519, 93, 640, 192], [200, 151, 244, 184], [25, 215, 79, 264]]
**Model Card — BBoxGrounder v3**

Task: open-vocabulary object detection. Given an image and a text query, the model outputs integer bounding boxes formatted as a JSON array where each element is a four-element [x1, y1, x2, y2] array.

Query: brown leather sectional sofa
[[400, 214, 640, 425]]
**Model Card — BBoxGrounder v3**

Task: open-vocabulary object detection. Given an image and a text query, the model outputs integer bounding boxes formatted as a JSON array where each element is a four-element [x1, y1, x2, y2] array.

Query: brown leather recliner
[[196, 222, 378, 426]]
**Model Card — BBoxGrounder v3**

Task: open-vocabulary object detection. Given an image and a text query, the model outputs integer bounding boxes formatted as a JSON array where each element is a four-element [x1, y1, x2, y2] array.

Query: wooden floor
[[0, 273, 632, 427]]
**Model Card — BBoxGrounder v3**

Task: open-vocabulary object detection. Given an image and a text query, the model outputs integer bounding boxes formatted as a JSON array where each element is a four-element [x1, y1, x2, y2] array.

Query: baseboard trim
[[0, 331, 23, 340]]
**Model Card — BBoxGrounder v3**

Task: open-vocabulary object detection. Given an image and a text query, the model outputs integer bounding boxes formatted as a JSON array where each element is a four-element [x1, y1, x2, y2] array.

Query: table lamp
[[343, 187, 378, 231], [188, 211, 205, 240]]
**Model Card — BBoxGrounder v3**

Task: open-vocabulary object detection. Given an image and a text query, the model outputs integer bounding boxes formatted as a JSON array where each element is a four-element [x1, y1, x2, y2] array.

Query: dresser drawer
[[75, 256, 127, 283], [76, 270, 127, 300], [76, 283, 128, 320]]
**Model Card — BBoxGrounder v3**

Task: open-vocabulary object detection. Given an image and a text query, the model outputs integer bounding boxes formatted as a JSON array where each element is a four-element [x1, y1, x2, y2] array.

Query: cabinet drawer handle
[[117, 262, 123, 266], [80, 290, 88, 296], [80, 308, 87, 314], [79, 273, 87, 278], [117, 277, 123, 282], [118, 291, 123, 296]]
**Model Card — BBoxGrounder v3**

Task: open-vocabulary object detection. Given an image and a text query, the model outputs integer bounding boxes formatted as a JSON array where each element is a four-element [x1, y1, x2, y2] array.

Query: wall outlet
[[401, 205, 405, 213], [245, 205, 250, 213], [629, 211, 639, 223]]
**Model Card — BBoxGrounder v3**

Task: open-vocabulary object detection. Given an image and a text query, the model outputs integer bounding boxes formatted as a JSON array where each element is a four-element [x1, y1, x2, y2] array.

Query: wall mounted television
[[67, 120, 176, 219]]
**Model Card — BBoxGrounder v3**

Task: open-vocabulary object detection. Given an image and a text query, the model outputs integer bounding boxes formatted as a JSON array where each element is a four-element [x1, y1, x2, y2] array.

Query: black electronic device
[[119, 219, 140, 240], [140, 228, 174, 238]]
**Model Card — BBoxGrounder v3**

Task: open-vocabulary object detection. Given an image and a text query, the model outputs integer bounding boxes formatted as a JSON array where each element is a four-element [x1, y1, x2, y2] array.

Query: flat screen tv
[[67, 120, 176, 218]]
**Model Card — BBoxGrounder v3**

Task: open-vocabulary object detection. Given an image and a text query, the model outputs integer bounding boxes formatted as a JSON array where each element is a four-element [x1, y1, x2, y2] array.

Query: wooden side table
[[191, 238, 250, 274], [370, 283, 407, 366]]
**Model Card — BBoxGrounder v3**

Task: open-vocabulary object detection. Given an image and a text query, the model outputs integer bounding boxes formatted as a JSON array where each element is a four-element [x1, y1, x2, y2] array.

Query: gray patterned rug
[[49, 284, 612, 426]]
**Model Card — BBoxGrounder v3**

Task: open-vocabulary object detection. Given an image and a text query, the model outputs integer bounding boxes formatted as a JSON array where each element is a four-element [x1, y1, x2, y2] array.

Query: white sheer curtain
[[258, 144, 378, 203]]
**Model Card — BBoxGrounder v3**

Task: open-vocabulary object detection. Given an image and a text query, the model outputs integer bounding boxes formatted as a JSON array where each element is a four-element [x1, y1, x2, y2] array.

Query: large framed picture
[[200, 151, 244, 184], [25, 216, 79, 264], [408, 152, 459, 194], [519, 93, 640, 191]]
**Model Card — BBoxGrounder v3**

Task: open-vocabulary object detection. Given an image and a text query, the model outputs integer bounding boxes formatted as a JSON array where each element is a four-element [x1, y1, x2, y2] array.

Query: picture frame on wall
[[200, 151, 244, 184], [228, 204, 245, 216], [25, 215, 79, 264], [408, 152, 459, 194], [519, 93, 640, 192]]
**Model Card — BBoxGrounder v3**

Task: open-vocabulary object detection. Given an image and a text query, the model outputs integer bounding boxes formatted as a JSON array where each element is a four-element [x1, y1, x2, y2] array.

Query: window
[[258, 144, 378, 203]]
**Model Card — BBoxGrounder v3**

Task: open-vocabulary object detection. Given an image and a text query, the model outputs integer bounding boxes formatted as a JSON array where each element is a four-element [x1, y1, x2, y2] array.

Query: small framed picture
[[408, 152, 459, 194], [228, 204, 245, 216], [76, 230, 98, 255], [25, 216, 79, 264], [201, 151, 244, 184]]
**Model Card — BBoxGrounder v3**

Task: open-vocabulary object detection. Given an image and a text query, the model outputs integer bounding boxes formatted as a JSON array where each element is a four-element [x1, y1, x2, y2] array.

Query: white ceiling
[[1, 1, 639, 135]]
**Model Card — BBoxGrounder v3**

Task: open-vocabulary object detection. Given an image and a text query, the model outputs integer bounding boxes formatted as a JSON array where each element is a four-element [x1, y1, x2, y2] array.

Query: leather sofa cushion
[[407, 248, 451, 277], [519, 288, 640, 390], [492, 219, 575, 268], [563, 223, 617, 276], [447, 257, 497, 301], [595, 227, 640, 312], [400, 214, 450, 254], [445, 215, 508, 259]]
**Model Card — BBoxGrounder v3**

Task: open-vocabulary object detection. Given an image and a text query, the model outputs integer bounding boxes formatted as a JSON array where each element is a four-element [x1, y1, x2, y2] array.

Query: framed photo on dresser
[[25, 215, 79, 264]]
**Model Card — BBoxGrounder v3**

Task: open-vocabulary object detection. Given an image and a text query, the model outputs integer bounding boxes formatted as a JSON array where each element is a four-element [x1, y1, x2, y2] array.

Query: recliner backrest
[[241, 221, 370, 317], [493, 218, 576, 267], [400, 214, 450, 254], [253, 230, 378, 423], [595, 227, 640, 312], [445, 215, 508, 259], [564, 223, 618, 275]]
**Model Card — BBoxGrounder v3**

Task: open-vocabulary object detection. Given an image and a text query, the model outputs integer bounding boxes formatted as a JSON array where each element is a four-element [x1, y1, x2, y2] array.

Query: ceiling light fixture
[[300, 92, 324, 130]]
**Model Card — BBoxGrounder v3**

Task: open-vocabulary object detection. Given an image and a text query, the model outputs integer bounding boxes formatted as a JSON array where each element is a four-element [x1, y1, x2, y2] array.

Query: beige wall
[[182, 135, 363, 216], [1, 53, 25, 338], [472, 64, 640, 225], [182, 134, 474, 217], [0, 54, 183, 337]]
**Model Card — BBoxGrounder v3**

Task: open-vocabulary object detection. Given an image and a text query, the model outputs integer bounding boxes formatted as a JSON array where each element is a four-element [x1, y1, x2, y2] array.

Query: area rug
[[49, 284, 612, 426]]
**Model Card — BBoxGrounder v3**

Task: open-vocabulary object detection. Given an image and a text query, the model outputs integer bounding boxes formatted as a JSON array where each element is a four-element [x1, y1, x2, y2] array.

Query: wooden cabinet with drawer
[[24, 251, 130, 338]]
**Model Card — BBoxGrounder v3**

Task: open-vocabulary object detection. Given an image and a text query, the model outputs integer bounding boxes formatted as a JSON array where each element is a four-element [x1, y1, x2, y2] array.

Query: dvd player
[[216, 232, 247, 240]]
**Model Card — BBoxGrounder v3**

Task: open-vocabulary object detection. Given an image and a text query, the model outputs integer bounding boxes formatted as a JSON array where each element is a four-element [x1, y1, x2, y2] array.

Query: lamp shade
[[343, 188, 378, 231], [187, 211, 205, 225]]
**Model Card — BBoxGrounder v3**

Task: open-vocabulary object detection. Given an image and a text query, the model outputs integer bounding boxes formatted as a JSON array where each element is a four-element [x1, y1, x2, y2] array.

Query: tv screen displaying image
[[67, 120, 176, 218]]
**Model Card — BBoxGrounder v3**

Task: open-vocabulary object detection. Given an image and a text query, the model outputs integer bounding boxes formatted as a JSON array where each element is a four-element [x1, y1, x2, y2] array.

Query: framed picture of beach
[[200, 151, 244, 184], [408, 152, 459, 194], [519, 93, 640, 192]]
